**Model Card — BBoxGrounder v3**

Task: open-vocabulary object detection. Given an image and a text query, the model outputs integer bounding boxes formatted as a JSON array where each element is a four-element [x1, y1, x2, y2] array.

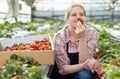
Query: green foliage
[[0, 30, 12, 38], [10, 54, 39, 66], [0, 54, 45, 79], [98, 29, 111, 40], [29, 67, 45, 79], [95, 29, 120, 65], [91, 20, 116, 28], [25, 24, 37, 31], [102, 64, 120, 79], [3, 64, 16, 74]]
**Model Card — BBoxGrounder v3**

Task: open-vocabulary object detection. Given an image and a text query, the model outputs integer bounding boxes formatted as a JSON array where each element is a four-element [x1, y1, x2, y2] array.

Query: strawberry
[[4, 47, 12, 51], [30, 43, 36, 48], [77, 18, 84, 23], [35, 40, 40, 44], [43, 44, 49, 49], [42, 38, 48, 42], [98, 70, 105, 77]]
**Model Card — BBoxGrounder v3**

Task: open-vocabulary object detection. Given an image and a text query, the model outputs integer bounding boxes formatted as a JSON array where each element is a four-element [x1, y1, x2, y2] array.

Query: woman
[[49, 4, 101, 79]]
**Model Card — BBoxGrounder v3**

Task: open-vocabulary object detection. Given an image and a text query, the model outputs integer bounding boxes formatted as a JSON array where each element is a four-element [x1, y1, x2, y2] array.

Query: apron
[[48, 42, 79, 79]]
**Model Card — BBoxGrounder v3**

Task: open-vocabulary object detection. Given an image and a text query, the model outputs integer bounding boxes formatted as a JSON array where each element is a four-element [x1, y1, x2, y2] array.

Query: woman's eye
[[71, 14, 76, 16], [80, 13, 84, 16]]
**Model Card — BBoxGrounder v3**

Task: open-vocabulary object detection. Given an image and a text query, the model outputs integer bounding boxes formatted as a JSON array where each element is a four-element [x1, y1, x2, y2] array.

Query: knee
[[74, 69, 93, 79]]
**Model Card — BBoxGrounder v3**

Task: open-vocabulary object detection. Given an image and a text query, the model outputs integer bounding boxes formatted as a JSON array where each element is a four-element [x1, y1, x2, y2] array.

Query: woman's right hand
[[82, 58, 101, 74], [75, 20, 86, 39]]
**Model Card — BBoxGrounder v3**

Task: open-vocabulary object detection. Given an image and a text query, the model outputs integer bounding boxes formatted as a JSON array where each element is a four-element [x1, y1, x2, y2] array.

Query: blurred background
[[0, 0, 120, 79], [0, 0, 120, 23]]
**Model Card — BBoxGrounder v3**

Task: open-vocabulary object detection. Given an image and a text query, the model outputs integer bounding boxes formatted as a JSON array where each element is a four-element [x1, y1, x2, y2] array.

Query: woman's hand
[[75, 20, 86, 39], [82, 58, 101, 74]]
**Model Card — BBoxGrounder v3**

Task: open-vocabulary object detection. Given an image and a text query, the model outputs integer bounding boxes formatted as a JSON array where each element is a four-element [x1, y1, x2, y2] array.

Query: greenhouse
[[0, 0, 120, 79]]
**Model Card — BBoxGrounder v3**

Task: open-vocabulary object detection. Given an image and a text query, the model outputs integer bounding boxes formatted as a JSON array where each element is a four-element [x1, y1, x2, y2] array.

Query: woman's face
[[67, 6, 86, 29]]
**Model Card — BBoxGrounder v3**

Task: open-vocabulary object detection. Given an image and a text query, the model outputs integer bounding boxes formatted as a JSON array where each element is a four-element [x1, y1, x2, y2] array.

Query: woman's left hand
[[82, 58, 101, 74], [88, 58, 101, 73]]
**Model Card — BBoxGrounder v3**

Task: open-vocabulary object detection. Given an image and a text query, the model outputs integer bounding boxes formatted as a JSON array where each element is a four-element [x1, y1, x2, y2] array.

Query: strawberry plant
[[0, 54, 45, 79], [101, 64, 120, 79], [94, 29, 120, 66]]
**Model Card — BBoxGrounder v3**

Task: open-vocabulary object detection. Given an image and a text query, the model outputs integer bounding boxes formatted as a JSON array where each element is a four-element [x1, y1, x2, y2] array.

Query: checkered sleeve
[[53, 33, 70, 74], [87, 29, 98, 57]]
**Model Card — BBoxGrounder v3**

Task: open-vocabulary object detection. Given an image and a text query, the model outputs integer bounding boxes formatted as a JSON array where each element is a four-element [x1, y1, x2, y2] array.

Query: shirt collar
[[64, 25, 70, 43], [64, 25, 89, 43]]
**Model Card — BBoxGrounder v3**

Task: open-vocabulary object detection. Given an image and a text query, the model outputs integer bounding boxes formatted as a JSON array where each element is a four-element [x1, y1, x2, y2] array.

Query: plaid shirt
[[53, 25, 98, 74]]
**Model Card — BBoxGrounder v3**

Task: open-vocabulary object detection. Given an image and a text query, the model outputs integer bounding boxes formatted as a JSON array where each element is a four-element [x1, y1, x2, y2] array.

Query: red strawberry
[[4, 47, 12, 51], [98, 70, 105, 77], [35, 40, 40, 44], [30, 43, 36, 48], [42, 38, 48, 42], [77, 18, 84, 23]]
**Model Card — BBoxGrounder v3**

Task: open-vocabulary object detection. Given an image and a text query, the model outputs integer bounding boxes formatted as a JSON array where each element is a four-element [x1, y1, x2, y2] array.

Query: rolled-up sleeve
[[53, 33, 70, 74], [87, 29, 98, 57]]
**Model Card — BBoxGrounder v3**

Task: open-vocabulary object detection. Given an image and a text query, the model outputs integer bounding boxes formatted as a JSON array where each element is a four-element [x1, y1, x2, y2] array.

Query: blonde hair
[[64, 4, 86, 21]]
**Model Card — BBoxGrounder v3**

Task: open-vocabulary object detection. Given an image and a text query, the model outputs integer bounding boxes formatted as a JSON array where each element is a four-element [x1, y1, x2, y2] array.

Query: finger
[[94, 61, 99, 68], [90, 60, 98, 71], [97, 65, 102, 73], [93, 65, 99, 72], [82, 59, 91, 69], [75, 28, 81, 34], [90, 62, 96, 73], [91, 70, 94, 73], [78, 21, 85, 29], [78, 21, 83, 28], [90, 61, 94, 69], [91, 61, 96, 70], [77, 21, 82, 29], [90, 58, 101, 73], [95, 64, 101, 73], [96, 68, 101, 74]]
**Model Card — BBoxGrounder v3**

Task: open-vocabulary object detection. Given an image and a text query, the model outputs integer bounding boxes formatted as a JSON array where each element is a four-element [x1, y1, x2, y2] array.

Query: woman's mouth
[[77, 18, 84, 23]]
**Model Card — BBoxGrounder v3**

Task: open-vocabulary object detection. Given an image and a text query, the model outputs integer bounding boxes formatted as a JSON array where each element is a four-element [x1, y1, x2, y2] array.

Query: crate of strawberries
[[0, 34, 54, 67]]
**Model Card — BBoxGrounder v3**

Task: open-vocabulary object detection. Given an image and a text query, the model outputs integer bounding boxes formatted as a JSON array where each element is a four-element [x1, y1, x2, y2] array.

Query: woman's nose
[[77, 15, 81, 18]]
